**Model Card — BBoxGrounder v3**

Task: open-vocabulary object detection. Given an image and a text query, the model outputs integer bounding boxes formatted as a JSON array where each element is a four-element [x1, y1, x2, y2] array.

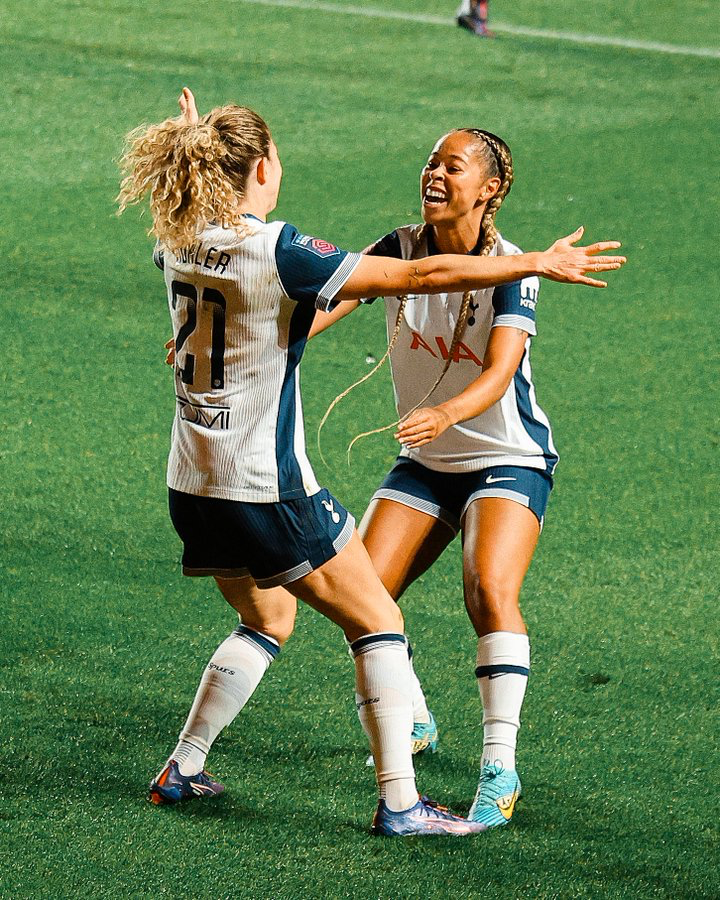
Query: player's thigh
[[462, 497, 540, 606], [214, 575, 298, 645], [360, 499, 455, 600], [289, 530, 404, 642]]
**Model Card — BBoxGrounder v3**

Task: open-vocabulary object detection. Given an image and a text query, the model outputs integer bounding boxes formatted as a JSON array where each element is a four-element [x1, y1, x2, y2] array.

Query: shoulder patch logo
[[291, 233, 340, 258]]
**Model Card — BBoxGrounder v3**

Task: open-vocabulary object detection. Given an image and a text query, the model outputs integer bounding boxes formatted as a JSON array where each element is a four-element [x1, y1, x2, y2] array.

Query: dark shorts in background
[[371, 457, 553, 533], [169, 487, 355, 588]]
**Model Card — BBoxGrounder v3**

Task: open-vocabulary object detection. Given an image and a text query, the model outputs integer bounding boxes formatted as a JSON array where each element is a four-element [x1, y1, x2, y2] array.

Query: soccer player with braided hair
[[140, 90, 623, 834], [312, 127, 614, 827]]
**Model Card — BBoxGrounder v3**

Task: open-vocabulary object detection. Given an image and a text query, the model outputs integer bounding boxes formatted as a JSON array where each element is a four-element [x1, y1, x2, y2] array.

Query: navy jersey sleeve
[[491, 276, 539, 336], [358, 230, 403, 304], [364, 230, 403, 259], [275, 224, 362, 311]]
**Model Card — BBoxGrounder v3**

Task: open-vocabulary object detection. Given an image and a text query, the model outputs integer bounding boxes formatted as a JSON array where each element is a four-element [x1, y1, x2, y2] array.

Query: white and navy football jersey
[[155, 217, 361, 502], [367, 224, 558, 475]]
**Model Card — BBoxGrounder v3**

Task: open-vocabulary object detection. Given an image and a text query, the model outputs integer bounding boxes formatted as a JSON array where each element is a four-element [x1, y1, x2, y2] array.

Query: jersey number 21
[[171, 280, 226, 391]]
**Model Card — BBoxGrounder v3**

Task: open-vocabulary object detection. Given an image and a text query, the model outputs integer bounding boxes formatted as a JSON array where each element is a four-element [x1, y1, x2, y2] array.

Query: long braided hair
[[316, 224, 428, 463], [321, 129, 514, 462], [402, 129, 514, 415]]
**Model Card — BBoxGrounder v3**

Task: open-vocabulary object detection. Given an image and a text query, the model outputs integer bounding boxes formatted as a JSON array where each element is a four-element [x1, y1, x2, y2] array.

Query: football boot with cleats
[[468, 763, 521, 827], [411, 711, 439, 755], [148, 759, 225, 805], [367, 711, 439, 767], [372, 796, 486, 836], [457, 13, 493, 36]]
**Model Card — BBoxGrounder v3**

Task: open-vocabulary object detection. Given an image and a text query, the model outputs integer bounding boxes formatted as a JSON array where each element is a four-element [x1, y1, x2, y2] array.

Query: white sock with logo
[[408, 643, 431, 725], [351, 632, 418, 812], [167, 625, 280, 777], [475, 631, 530, 772]]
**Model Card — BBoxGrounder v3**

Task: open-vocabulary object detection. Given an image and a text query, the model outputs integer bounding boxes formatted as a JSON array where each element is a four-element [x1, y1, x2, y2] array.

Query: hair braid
[[340, 129, 515, 462], [316, 225, 428, 465]]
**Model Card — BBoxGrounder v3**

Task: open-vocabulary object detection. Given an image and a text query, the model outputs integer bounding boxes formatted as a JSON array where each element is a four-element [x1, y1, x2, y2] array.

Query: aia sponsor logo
[[291, 233, 340, 258], [409, 332, 483, 366]]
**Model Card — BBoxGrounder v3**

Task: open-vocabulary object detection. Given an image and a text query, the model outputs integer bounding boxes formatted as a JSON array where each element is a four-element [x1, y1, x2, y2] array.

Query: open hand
[[539, 226, 626, 287], [165, 338, 175, 366], [395, 407, 454, 448]]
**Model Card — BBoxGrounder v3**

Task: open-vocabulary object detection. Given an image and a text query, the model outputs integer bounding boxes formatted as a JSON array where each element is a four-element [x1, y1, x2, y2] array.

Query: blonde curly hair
[[117, 104, 273, 250]]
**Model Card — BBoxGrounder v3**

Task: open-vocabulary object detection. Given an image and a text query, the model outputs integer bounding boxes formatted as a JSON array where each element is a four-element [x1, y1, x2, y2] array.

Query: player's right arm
[[337, 227, 624, 300]]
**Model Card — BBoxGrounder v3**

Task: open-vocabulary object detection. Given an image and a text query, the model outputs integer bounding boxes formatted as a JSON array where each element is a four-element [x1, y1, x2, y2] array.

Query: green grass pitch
[[2, 1, 719, 896]]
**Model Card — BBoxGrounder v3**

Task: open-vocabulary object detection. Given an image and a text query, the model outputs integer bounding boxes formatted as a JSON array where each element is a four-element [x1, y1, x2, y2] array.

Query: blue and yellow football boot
[[148, 760, 225, 805], [367, 711, 439, 767], [411, 711, 439, 755], [468, 763, 521, 827], [371, 796, 487, 836]]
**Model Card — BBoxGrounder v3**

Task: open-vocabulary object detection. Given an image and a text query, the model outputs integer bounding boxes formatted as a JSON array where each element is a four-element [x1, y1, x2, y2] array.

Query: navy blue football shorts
[[168, 487, 355, 589], [371, 457, 553, 534]]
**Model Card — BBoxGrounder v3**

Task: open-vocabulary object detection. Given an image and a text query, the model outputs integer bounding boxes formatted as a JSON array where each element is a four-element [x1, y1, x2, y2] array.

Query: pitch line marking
[[235, 0, 720, 60]]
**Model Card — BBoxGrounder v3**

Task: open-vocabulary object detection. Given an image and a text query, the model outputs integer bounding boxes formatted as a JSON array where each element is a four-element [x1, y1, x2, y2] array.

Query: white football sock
[[476, 631, 530, 772], [408, 643, 431, 725], [351, 632, 418, 812], [169, 625, 279, 776]]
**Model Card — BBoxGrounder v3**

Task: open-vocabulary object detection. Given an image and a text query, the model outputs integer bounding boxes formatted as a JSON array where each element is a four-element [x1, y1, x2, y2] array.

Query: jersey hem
[[167, 478, 320, 503], [398, 450, 553, 474]]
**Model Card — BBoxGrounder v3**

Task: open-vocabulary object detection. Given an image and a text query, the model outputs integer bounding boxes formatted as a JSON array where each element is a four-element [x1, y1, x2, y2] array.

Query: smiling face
[[420, 130, 501, 228]]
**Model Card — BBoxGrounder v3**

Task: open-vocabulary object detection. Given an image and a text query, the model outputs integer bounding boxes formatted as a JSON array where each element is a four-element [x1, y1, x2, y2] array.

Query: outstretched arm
[[338, 227, 624, 301], [395, 325, 528, 448]]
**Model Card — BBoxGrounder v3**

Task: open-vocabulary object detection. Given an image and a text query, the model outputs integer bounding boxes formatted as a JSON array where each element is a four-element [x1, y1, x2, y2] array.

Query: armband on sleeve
[[491, 277, 539, 335]]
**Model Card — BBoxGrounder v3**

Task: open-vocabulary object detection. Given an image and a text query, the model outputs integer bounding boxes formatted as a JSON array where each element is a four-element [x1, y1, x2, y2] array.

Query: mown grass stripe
[[234, 0, 720, 60]]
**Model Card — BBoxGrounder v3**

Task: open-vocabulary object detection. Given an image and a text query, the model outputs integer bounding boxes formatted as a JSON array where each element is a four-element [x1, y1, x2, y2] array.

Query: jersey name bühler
[[174, 242, 231, 273]]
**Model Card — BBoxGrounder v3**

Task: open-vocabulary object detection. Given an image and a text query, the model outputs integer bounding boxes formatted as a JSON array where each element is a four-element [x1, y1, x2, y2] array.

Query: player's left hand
[[165, 338, 176, 366], [395, 407, 454, 448]]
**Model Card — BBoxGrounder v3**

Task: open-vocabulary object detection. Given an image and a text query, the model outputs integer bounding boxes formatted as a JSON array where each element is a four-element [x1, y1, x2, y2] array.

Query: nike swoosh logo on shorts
[[485, 475, 517, 484]]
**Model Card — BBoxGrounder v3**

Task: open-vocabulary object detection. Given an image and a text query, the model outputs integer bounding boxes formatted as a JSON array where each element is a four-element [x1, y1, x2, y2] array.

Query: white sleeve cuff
[[316, 253, 363, 311], [491, 314, 537, 336]]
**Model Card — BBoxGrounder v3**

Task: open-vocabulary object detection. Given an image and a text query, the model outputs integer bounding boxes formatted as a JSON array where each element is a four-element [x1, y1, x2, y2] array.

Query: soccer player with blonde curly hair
[[121, 88, 623, 835]]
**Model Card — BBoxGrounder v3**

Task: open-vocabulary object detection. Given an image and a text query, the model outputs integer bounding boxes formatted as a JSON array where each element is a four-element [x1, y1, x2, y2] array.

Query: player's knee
[[465, 571, 517, 618]]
